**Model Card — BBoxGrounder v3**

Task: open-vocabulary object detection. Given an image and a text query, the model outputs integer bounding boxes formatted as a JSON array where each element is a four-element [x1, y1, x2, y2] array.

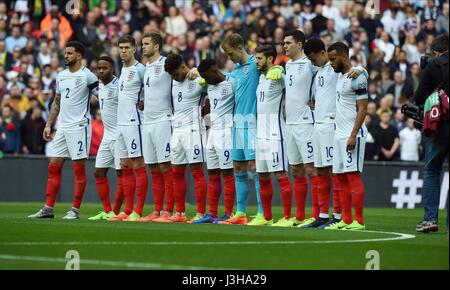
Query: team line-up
[[28, 29, 370, 231]]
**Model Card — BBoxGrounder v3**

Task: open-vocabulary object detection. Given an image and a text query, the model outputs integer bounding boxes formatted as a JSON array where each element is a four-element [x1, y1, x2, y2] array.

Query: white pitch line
[[0, 230, 415, 246], [0, 255, 228, 270]]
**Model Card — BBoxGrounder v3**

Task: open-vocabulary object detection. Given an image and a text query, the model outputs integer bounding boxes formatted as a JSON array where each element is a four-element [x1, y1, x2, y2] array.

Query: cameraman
[[414, 34, 449, 233]]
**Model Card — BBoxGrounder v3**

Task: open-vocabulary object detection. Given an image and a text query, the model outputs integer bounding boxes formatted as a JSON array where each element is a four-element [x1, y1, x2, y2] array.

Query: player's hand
[[266, 65, 284, 80], [137, 100, 144, 111], [346, 135, 357, 151], [308, 100, 315, 110], [347, 69, 361, 79], [187, 67, 200, 80], [43, 125, 53, 141], [197, 77, 207, 87]]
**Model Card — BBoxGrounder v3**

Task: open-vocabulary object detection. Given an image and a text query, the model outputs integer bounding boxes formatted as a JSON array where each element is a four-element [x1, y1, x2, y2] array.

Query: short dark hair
[[284, 29, 306, 46], [222, 33, 244, 48], [164, 53, 184, 74], [431, 34, 449, 53], [143, 32, 163, 52], [198, 59, 218, 74], [304, 38, 325, 55], [255, 45, 276, 60], [98, 55, 114, 66], [327, 42, 349, 57], [118, 35, 136, 47], [65, 41, 85, 56]]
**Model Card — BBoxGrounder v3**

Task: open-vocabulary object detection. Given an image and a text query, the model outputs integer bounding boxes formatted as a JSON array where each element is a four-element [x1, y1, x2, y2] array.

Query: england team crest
[[188, 81, 196, 91], [243, 65, 249, 75], [128, 71, 136, 81], [75, 78, 82, 86], [154, 66, 162, 76]]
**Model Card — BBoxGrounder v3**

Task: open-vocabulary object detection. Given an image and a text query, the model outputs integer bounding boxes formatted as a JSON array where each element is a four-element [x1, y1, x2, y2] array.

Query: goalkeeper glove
[[197, 77, 207, 87], [266, 65, 284, 80]]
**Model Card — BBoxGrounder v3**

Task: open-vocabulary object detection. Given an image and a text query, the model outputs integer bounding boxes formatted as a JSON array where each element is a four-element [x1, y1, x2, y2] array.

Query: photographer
[[414, 34, 449, 233]]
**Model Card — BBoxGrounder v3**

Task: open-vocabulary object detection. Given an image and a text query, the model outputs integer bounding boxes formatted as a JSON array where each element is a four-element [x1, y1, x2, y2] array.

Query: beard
[[333, 63, 344, 73], [257, 63, 267, 72], [65, 59, 76, 66]]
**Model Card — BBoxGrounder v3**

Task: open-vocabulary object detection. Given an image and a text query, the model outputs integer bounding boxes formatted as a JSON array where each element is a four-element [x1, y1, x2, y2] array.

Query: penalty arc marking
[[0, 230, 415, 246]]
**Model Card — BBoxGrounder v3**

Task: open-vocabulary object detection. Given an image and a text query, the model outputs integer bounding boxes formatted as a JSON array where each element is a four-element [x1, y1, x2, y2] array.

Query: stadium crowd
[[0, 0, 448, 162]]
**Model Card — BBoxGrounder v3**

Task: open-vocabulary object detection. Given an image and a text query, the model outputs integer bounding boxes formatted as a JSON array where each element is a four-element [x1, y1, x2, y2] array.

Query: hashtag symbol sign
[[391, 170, 423, 209]]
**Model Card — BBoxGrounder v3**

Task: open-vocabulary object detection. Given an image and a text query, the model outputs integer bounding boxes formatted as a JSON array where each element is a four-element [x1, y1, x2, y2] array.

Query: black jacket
[[414, 52, 449, 106]]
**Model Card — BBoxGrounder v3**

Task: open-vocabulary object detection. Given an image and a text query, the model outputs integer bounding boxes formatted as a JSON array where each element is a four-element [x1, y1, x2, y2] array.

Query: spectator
[[387, 70, 414, 109], [367, 82, 381, 104], [391, 50, 411, 79], [0, 105, 21, 154], [374, 31, 396, 64], [390, 108, 406, 132], [420, 0, 439, 22], [322, 0, 340, 21], [20, 98, 46, 154], [311, 4, 328, 35], [278, 0, 293, 19], [381, 7, 403, 46], [364, 114, 379, 161], [349, 41, 367, 67], [321, 19, 343, 42], [164, 6, 188, 37], [300, 1, 316, 22], [410, 63, 421, 93], [403, 4, 421, 37], [399, 118, 422, 162], [335, 6, 350, 34], [39, 5, 73, 50], [223, 0, 246, 23], [379, 67, 394, 96], [436, 2, 449, 34], [5, 25, 27, 53], [0, 39, 9, 68], [376, 95, 393, 118], [0, 18, 7, 40], [417, 19, 438, 42], [190, 8, 209, 37], [402, 34, 421, 64], [0, 2, 7, 21], [373, 111, 400, 161]]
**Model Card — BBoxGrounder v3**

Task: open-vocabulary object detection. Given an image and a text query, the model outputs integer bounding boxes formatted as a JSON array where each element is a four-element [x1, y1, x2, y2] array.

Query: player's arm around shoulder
[[347, 66, 369, 79], [266, 65, 285, 81]]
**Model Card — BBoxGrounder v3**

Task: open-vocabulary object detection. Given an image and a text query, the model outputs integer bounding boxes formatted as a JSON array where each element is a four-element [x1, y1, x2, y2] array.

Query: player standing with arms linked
[[29, 41, 98, 219], [221, 34, 283, 225], [135, 32, 175, 222], [251, 45, 293, 226], [195, 59, 237, 224], [282, 30, 320, 227], [303, 38, 365, 228], [162, 53, 208, 223], [88, 56, 126, 220], [108, 36, 148, 222], [326, 42, 368, 231]]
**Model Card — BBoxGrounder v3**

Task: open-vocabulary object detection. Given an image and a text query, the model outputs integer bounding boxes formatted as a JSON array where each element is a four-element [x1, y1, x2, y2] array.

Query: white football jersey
[[314, 61, 339, 124], [285, 55, 317, 124], [55, 67, 98, 129], [117, 61, 145, 126], [172, 77, 206, 129], [335, 71, 368, 137], [98, 76, 119, 141], [143, 56, 173, 124], [256, 73, 286, 140], [207, 75, 236, 130]]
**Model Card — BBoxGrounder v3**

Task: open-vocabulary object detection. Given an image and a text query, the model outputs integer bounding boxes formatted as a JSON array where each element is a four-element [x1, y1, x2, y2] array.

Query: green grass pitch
[[0, 202, 448, 270]]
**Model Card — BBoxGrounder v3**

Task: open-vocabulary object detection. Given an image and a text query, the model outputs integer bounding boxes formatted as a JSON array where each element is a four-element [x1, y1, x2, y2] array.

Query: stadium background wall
[[0, 155, 447, 210]]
